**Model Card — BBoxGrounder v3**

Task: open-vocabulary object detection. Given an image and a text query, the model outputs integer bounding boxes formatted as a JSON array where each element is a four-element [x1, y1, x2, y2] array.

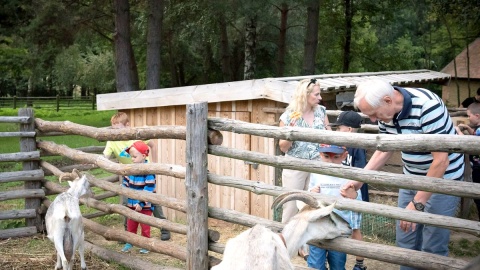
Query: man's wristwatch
[[411, 199, 425, 212]]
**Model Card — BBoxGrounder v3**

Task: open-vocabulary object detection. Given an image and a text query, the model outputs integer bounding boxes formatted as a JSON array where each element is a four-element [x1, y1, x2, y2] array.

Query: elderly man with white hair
[[340, 79, 464, 270]]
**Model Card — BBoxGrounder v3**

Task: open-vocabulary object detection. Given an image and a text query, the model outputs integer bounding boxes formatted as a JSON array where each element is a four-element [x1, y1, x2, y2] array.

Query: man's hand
[[399, 202, 418, 232], [134, 204, 142, 212]]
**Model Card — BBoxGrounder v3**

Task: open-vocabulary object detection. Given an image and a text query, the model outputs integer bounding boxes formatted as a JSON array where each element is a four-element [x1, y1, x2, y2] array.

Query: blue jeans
[[396, 189, 460, 270], [307, 245, 346, 270]]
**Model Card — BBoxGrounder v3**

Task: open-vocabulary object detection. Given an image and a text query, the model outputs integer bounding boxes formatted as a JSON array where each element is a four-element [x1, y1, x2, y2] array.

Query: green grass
[[0, 108, 114, 171], [0, 108, 116, 229], [449, 238, 480, 257]]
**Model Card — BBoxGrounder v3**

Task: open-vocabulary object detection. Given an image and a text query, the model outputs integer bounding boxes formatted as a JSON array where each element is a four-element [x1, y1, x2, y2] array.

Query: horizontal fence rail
[[208, 145, 480, 199], [208, 117, 480, 154], [0, 116, 32, 124], [0, 151, 40, 162]]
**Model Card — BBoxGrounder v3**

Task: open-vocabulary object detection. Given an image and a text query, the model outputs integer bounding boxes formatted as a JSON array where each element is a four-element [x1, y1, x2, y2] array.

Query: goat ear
[[68, 181, 73, 187], [306, 202, 336, 222]]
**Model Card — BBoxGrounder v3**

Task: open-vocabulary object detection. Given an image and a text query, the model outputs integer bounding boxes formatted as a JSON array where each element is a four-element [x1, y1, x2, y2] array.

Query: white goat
[[212, 191, 352, 270], [45, 171, 92, 270]]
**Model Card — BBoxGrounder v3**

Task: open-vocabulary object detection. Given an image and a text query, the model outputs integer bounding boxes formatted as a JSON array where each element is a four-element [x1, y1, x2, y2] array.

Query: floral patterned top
[[279, 105, 328, 160]]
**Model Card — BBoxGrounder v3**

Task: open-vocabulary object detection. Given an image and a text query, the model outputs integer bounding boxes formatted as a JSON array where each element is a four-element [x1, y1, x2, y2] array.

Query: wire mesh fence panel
[[361, 213, 396, 243]]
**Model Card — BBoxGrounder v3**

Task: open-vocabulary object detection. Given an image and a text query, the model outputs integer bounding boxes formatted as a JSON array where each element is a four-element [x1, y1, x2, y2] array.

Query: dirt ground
[[1, 217, 477, 269]]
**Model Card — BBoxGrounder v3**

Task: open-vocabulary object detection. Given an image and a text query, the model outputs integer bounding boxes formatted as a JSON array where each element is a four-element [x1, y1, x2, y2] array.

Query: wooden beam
[[0, 209, 36, 220], [207, 117, 480, 154], [0, 189, 45, 201], [0, 226, 37, 239], [83, 241, 180, 270], [35, 118, 222, 145], [0, 132, 36, 138], [185, 102, 209, 270], [37, 140, 187, 178], [0, 151, 40, 162], [0, 170, 44, 183], [0, 116, 32, 124]]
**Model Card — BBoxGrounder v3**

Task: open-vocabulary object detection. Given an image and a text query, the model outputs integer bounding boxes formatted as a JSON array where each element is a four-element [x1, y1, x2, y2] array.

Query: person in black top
[[455, 102, 480, 221], [329, 111, 368, 270], [461, 87, 480, 108]]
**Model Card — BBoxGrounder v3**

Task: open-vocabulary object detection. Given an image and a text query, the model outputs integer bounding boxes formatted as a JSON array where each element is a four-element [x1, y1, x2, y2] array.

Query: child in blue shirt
[[306, 144, 361, 270], [121, 141, 156, 254], [329, 111, 368, 270]]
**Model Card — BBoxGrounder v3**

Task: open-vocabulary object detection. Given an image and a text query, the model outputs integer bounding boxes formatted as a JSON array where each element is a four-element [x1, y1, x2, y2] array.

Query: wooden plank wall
[[249, 99, 280, 219], [125, 100, 282, 222]]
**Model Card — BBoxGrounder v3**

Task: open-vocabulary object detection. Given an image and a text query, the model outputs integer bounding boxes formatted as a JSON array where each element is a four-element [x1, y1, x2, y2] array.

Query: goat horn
[[271, 191, 319, 210], [72, 169, 82, 178]]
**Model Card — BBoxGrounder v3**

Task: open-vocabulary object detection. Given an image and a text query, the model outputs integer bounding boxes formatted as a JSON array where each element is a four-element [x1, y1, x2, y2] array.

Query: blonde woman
[[279, 78, 331, 223]]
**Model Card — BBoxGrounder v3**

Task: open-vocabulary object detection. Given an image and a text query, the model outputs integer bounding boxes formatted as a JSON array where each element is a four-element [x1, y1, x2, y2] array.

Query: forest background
[[0, 0, 479, 104]]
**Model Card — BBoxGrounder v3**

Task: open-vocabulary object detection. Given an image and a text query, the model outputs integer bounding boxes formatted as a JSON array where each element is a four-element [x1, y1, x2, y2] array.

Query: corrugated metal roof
[[275, 69, 450, 93], [97, 69, 450, 111]]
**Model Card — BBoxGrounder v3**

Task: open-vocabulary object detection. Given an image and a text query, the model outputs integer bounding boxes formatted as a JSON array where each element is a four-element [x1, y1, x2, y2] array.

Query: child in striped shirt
[[121, 141, 156, 254]]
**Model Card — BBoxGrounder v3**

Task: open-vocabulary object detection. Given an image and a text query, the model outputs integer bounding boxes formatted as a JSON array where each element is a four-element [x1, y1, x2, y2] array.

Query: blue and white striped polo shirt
[[378, 86, 464, 180]]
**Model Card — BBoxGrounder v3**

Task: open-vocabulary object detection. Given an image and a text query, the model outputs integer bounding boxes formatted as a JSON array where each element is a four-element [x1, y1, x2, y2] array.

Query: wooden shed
[[441, 38, 480, 107], [96, 69, 450, 221]]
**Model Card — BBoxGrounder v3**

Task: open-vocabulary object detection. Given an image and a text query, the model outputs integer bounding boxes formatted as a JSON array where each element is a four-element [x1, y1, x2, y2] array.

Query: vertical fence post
[[91, 95, 96, 110], [56, 95, 60, 112], [185, 102, 209, 270], [13, 96, 17, 109], [19, 108, 43, 232]]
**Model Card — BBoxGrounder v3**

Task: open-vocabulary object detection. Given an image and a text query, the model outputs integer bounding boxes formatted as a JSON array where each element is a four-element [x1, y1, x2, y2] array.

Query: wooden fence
[[0, 96, 96, 111], [0, 104, 479, 270]]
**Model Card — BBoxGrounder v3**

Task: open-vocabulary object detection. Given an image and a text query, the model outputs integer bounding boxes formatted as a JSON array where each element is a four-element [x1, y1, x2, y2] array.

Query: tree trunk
[[167, 30, 179, 87], [219, 13, 233, 82], [146, 0, 164, 90], [244, 16, 257, 80], [302, 0, 320, 75], [202, 42, 214, 84], [342, 0, 352, 73], [114, 0, 139, 92], [441, 14, 460, 106], [276, 3, 289, 77]]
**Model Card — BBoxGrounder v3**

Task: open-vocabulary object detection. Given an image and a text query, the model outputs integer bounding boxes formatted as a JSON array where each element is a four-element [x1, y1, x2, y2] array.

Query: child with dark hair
[[456, 102, 480, 220], [461, 87, 480, 108], [329, 111, 368, 270], [303, 144, 361, 270]]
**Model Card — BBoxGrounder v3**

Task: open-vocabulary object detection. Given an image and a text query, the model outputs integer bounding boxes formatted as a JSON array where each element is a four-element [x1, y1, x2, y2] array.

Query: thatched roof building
[[441, 38, 480, 107]]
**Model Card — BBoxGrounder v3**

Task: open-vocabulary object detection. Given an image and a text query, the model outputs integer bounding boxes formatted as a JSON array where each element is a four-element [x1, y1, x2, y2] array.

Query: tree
[[113, 0, 139, 92], [302, 0, 320, 75], [244, 15, 257, 80], [342, 0, 353, 73], [146, 0, 164, 90], [275, 3, 289, 77]]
